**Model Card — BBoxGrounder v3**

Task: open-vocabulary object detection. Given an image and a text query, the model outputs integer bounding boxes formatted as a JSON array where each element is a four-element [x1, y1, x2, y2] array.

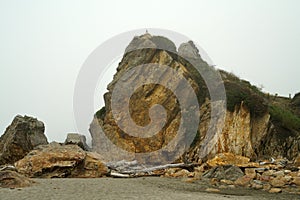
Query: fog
[[0, 0, 299, 142]]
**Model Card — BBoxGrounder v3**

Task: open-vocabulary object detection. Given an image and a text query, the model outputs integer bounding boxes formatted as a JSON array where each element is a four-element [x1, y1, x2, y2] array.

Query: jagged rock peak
[[178, 40, 201, 59], [125, 33, 177, 54], [140, 32, 152, 40]]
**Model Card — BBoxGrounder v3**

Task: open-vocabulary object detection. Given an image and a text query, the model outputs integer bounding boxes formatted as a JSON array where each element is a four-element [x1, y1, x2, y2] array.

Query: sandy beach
[[0, 177, 299, 200]]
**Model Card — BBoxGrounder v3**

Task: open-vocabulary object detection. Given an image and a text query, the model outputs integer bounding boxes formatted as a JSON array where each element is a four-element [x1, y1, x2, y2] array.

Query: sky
[[0, 0, 299, 143]]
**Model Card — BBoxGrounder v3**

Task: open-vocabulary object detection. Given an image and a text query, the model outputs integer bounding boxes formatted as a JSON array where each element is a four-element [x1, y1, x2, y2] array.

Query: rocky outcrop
[[0, 115, 48, 165], [15, 142, 108, 178], [91, 33, 300, 165], [15, 142, 85, 178], [0, 170, 34, 188], [64, 133, 90, 151], [256, 126, 300, 161], [91, 33, 223, 164]]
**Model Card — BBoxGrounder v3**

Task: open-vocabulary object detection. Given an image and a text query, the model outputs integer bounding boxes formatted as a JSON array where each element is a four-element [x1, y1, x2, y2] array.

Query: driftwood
[[106, 160, 140, 170], [0, 165, 16, 171], [110, 172, 131, 178], [106, 160, 200, 177], [119, 163, 199, 174]]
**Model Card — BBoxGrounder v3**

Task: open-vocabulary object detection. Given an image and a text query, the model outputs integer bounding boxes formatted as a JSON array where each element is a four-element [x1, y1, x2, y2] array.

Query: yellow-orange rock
[[269, 188, 282, 193], [206, 153, 250, 167], [270, 177, 287, 187], [245, 168, 257, 179], [15, 143, 108, 178], [71, 152, 108, 178], [234, 175, 253, 186], [292, 177, 300, 186], [294, 154, 300, 167], [15, 143, 86, 178], [205, 188, 220, 193]]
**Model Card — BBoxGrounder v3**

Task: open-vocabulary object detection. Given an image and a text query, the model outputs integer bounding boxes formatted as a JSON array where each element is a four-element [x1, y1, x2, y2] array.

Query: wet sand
[[0, 177, 299, 200]]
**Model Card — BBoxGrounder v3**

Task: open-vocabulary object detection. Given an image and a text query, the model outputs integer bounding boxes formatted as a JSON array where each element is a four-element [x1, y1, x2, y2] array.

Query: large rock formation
[[15, 142, 108, 178], [90, 33, 216, 164], [91, 33, 300, 164], [0, 115, 48, 165]]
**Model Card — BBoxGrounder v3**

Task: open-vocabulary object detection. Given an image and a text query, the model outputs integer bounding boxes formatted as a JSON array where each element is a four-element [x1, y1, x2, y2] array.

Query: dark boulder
[[0, 115, 48, 165], [202, 165, 244, 181]]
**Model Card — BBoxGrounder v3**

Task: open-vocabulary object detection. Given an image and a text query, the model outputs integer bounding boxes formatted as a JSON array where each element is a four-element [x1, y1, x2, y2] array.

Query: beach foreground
[[0, 177, 299, 200]]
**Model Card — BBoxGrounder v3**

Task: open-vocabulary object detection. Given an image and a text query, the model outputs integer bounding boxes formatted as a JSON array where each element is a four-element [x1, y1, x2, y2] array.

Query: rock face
[[15, 142, 108, 178], [0, 115, 48, 165], [90, 33, 224, 164], [187, 100, 271, 161], [64, 133, 90, 151], [91, 33, 300, 164], [0, 170, 34, 188], [188, 87, 300, 162]]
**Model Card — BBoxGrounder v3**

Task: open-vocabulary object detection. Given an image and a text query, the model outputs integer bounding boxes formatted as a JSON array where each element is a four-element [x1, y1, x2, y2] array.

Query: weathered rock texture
[[202, 165, 244, 181], [64, 133, 90, 151], [72, 152, 109, 178], [0, 115, 48, 165], [0, 170, 34, 188], [15, 142, 108, 178], [206, 153, 258, 168], [90, 34, 214, 164], [91, 33, 300, 164]]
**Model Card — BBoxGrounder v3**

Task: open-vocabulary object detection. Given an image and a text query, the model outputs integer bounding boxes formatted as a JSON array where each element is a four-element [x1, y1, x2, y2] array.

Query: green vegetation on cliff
[[219, 70, 300, 131], [269, 104, 300, 131], [95, 107, 106, 120], [219, 70, 268, 117]]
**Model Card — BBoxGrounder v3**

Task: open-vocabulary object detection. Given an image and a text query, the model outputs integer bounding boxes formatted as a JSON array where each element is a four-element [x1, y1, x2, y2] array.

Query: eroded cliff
[[90, 33, 300, 164]]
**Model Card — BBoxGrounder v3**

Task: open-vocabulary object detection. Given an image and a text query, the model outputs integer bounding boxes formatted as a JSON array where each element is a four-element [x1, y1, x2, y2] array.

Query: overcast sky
[[0, 0, 299, 142]]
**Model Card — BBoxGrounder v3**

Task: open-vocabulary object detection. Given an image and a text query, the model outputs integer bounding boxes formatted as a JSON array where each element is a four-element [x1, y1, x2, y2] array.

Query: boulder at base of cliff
[[0, 170, 34, 188], [207, 153, 259, 168], [15, 142, 108, 178], [202, 165, 244, 181], [70, 152, 108, 178], [64, 133, 90, 151], [0, 115, 48, 165]]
